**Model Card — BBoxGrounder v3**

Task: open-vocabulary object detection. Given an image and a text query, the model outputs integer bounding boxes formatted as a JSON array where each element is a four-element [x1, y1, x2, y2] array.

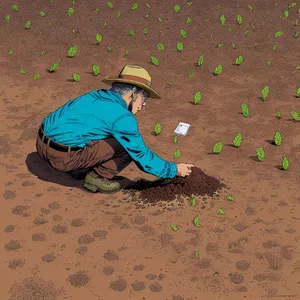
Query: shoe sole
[[83, 182, 122, 194]]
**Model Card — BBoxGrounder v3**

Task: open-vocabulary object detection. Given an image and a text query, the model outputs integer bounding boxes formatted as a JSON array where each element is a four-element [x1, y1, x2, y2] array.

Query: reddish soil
[[1, 1, 300, 300]]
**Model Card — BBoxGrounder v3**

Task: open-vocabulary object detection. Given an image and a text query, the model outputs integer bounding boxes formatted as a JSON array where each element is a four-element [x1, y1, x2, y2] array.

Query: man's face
[[130, 91, 149, 115]]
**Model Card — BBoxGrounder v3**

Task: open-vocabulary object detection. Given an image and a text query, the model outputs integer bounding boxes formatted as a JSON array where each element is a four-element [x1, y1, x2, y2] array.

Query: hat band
[[118, 74, 151, 87]]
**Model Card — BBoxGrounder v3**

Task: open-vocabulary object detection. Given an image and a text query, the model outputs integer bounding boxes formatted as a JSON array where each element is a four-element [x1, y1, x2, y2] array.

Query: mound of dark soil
[[124, 167, 223, 203]]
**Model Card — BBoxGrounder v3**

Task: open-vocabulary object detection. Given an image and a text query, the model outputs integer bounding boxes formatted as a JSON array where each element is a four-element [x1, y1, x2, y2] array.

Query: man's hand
[[176, 163, 194, 177]]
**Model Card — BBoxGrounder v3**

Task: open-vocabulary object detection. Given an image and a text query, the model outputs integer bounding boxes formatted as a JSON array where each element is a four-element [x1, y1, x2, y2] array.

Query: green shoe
[[83, 173, 121, 194]]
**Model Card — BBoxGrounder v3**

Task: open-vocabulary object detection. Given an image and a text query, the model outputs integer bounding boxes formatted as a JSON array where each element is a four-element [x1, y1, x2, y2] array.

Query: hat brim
[[102, 76, 161, 99]]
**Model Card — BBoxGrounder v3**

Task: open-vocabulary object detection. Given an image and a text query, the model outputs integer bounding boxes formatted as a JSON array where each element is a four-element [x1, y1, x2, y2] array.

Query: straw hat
[[102, 64, 161, 99]]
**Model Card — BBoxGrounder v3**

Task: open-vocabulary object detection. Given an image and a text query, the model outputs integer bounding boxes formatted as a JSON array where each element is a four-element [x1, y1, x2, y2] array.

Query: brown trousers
[[36, 133, 132, 179]]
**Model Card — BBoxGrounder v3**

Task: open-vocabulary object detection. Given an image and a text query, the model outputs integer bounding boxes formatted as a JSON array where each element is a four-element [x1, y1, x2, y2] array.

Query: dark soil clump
[[68, 271, 89, 287], [124, 167, 222, 203], [109, 278, 127, 291]]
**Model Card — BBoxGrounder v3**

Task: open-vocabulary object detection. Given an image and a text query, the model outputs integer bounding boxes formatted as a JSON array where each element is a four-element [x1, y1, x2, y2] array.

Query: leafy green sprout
[[191, 196, 196, 206], [8, 49, 13, 55], [40, 11, 47, 16], [194, 92, 201, 104], [220, 15, 226, 26], [33, 73, 40, 81], [173, 136, 178, 144], [212, 142, 223, 154], [188, 73, 195, 78], [295, 32, 299, 38], [170, 224, 178, 231], [274, 31, 284, 38], [68, 8, 74, 16], [233, 133, 242, 147], [237, 14, 242, 24], [49, 62, 59, 72], [6, 15, 11, 22], [12, 4, 19, 12], [19, 68, 26, 74], [68, 46, 78, 58], [262, 85, 269, 100], [116, 11, 121, 18], [274, 130, 282, 146], [236, 56, 243, 65], [131, 3, 138, 10], [180, 29, 187, 39], [173, 149, 181, 158], [151, 55, 159, 66], [177, 42, 184, 52], [174, 4, 181, 13], [232, 42, 236, 49], [256, 147, 265, 161], [92, 64, 100, 76], [217, 209, 225, 215], [186, 16, 192, 24], [296, 88, 300, 98], [248, 4, 253, 12], [25, 20, 31, 29], [72, 73, 81, 82], [214, 64, 223, 75], [193, 216, 200, 227], [107, 2, 113, 8], [129, 29, 135, 36], [158, 16, 163, 23], [276, 111, 281, 119], [291, 111, 299, 121], [282, 156, 289, 170], [144, 28, 148, 35], [273, 44, 277, 52], [154, 123, 161, 135], [226, 195, 235, 202], [157, 44, 164, 51], [241, 102, 249, 117], [197, 56, 204, 66]]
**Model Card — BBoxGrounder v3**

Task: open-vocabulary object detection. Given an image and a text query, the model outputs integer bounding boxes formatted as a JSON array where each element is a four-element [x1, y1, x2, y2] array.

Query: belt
[[38, 125, 82, 152]]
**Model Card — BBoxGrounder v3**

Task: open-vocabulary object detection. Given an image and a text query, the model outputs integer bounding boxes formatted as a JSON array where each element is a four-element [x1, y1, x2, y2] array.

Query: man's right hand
[[176, 163, 194, 177]]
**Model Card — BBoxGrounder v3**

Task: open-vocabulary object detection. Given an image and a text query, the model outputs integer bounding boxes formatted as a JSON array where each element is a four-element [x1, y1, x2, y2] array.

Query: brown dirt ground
[[1, 1, 300, 299]]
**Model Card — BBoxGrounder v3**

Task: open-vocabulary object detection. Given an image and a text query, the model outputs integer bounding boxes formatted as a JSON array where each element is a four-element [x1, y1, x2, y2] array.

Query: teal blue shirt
[[42, 89, 177, 179]]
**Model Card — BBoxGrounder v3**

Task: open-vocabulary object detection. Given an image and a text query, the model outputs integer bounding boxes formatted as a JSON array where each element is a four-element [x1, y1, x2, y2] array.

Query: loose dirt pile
[[124, 167, 222, 203]]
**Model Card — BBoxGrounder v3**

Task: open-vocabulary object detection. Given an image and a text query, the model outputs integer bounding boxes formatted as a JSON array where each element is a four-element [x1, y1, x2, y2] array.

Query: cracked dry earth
[[1, 0, 300, 299]]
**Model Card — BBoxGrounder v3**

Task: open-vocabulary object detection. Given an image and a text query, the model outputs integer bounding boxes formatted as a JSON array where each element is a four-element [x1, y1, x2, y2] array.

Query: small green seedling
[[266, 61, 271, 67], [297, 66, 300, 70], [173, 136, 178, 144], [262, 85, 269, 100], [288, 2, 297, 9], [68, 46, 78, 57], [291, 111, 299, 121], [173, 149, 181, 158], [129, 29, 135, 36], [248, 4, 253, 12], [274, 130, 282, 146], [72, 29, 76, 34], [191, 196, 196, 206], [151, 55, 159, 66], [146, 3, 151, 8], [195, 251, 200, 258], [144, 28, 148, 34], [174, 4, 181, 13], [19, 68, 26, 74], [296, 88, 300, 98], [131, 3, 138, 10], [276, 111, 281, 119], [72, 0, 77, 5], [72, 73, 81, 81], [25, 20, 31, 29], [168, 81, 174, 86], [106, 46, 112, 52], [107, 2, 113, 8], [232, 42, 236, 49], [228, 27, 232, 31], [217, 208, 225, 215], [125, 50, 129, 56], [284, 10, 289, 18], [6, 15, 11, 22], [177, 42, 184, 52], [273, 44, 277, 52], [188, 73, 195, 78], [212, 142, 223, 154], [187, 1, 193, 6], [233, 133, 242, 148], [96, 33, 102, 44], [282, 156, 289, 170], [33, 73, 40, 81], [68, 7, 74, 16], [296, 19, 299, 25], [12, 4, 19, 12], [8, 49, 13, 55], [197, 55, 204, 66], [116, 11, 121, 18], [236, 55, 243, 65], [158, 16, 163, 23], [154, 122, 161, 135], [295, 32, 299, 38], [40, 11, 47, 16], [194, 91, 201, 104], [41, 50, 45, 56], [237, 14, 243, 24], [217, 43, 223, 48], [92, 64, 100, 76], [220, 14, 226, 26], [49, 62, 59, 72], [180, 29, 187, 39], [226, 195, 235, 202], [170, 224, 178, 231], [244, 31, 249, 36], [214, 64, 223, 75], [274, 31, 284, 38], [256, 147, 265, 161], [241, 102, 249, 117], [157, 43, 165, 51], [193, 216, 200, 227], [186, 16, 192, 24]]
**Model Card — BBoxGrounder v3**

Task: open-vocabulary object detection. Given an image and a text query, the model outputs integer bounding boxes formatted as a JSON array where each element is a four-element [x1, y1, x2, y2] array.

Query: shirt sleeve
[[111, 114, 177, 179]]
